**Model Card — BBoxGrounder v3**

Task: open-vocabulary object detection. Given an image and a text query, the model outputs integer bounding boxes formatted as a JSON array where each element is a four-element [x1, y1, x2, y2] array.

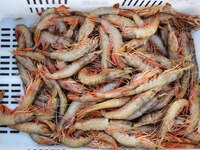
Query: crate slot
[[0, 90, 9, 92], [39, 0, 43, 4], [11, 101, 19, 104], [0, 84, 9, 87], [0, 56, 10, 59], [41, 7, 44, 11], [0, 125, 7, 127], [30, 7, 33, 13], [12, 72, 20, 76], [33, 0, 36, 4], [65, 0, 67, 4], [11, 84, 21, 87], [158, 1, 163, 5], [12, 45, 18, 47], [27, 0, 31, 4], [10, 130, 20, 133], [0, 130, 7, 133], [0, 67, 9, 70], [139, 0, 145, 6], [0, 73, 9, 76], [11, 90, 20, 92], [46, 0, 49, 4], [133, 0, 139, 6], [0, 101, 9, 104], [3, 95, 9, 98], [1, 28, 10, 31], [122, 0, 127, 6], [35, 7, 39, 13], [145, 0, 151, 7], [1, 33, 10, 36], [1, 39, 10, 42], [11, 95, 20, 98], [0, 62, 10, 64], [151, 0, 157, 6], [52, 0, 55, 4], [128, 0, 133, 6], [1, 45, 10, 48]]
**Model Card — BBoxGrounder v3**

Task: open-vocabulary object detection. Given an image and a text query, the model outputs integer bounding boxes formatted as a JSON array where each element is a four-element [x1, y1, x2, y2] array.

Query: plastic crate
[[0, 0, 200, 149]]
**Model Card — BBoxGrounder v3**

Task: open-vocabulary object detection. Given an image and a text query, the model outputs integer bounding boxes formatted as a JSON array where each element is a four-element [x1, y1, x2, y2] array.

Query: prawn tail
[[113, 3, 120, 9], [87, 16, 101, 23], [111, 53, 126, 68], [54, 5, 70, 14], [34, 28, 41, 44], [0, 104, 12, 114], [67, 93, 79, 100], [37, 50, 50, 57], [20, 47, 35, 51], [11, 50, 21, 56]]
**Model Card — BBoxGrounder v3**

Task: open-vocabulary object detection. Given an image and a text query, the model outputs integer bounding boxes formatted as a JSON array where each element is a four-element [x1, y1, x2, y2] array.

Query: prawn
[[136, 51, 172, 69], [121, 13, 160, 39], [74, 118, 109, 131], [75, 118, 134, 132], [185, 81, 200, 135], [103, 14, 135, 28], [16, 62, 31, 86], [34, 13, 61, 43], [87, 131, 118, 149], [167, 22, 179, 59], [107, 131, 156, 149], [30, 133, 58, 145], [57, 101, 85, 137], [50, 16, 85, 25], [15, 24, 34, 49], [77, 5, 125, 41], [78, 67, 132, 85], [68, 69, 160, 102], [100, 19, 124, 68], [12, 50, 46, 63], [122, 64, 194, 96], [49, 37, 98, 62], [58, 78, 87, 94], [18, 76, 43, 109], [99, 26, 112, 69], [156, 99, 189, 146], [76, 97, 130, 119], [126, 96, 160, 120], [101, 87, 160, 119], [118, 52, 156, 71], [15, 56, 36, 71], [37, 65, 68, 116], [133, 109, 166, 128], [9, 122, 52, 135], [0, 105, 34, 125], [38, 31, 71, 49], [149, 34, 167, 56], [45, 51, 101, 79], [61, 131, 92, 148]]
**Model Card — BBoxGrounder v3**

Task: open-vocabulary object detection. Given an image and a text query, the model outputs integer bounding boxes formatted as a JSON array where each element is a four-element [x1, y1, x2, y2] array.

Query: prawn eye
[[120, 56, 126, 60]]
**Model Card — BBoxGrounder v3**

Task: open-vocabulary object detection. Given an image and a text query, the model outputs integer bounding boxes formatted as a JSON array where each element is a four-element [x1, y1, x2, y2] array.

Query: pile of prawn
[[1, 3, 200, 149]]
